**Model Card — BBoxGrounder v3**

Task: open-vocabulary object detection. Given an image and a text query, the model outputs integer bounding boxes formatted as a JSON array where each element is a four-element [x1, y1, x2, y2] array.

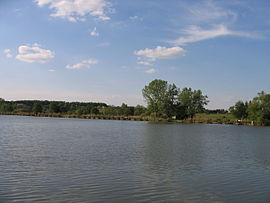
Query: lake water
[[0, 115, 270, 203]]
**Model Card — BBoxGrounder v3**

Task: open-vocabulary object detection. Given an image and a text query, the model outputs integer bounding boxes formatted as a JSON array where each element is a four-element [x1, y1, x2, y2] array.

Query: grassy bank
[[0, 112, 152, 121], [183, 113, 260, 126], [0, 112, 264, 126], [194, 113, 236, 124]]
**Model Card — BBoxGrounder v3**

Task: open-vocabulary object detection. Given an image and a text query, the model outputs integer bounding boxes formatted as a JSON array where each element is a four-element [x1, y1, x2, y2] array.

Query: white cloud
[[169, 24, 259, 46], [145, 68, 156, 74], [16, 44, 55, 63], [90, 27, 99, 36], [3, 49, 12, 58], [48, 69, 56, 72], [65, 59, 98, 69], [134, 46, 185, 61], [137, 61, 153, 66], [34, 0, 112, 22]]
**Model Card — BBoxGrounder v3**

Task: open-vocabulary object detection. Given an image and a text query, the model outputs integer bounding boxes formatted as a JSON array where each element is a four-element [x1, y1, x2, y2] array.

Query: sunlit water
[[1, 115, 270, 203]]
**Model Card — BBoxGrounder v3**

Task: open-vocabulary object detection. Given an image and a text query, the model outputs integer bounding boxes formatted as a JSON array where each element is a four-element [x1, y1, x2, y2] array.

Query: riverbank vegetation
[[229, 91, 270, 126], [0, 80, 270, 126], [142, 79, 208, 120]]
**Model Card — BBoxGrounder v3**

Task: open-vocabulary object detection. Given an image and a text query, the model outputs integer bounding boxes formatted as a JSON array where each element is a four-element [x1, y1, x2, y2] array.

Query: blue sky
[[1, 0, 270, 109]]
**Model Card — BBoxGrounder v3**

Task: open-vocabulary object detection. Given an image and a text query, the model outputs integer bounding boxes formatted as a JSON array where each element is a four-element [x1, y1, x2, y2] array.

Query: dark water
[[1, 116, 270, 203]]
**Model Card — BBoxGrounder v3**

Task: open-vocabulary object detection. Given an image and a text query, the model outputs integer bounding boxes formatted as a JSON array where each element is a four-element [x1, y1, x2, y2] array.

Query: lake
[[0, 115, 270, 203]]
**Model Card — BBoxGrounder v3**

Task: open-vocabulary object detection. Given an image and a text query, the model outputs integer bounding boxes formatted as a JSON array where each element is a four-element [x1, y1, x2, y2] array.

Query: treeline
[[1, 79, 270, 125], [229, 91, 270, 125], [0, 99, 107, 115], [0, 98, 146, 116], [0, 79, 209, 119], [100, 104, 146, 116]]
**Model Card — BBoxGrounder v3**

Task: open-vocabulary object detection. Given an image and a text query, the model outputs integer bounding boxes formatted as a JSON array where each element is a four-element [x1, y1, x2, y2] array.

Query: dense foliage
[[0, 100, 107, 115], [229, 101, 248, 120], [142, 79, 209, 119], [0, 99, 146, 117], [230, 91, 270, 125]]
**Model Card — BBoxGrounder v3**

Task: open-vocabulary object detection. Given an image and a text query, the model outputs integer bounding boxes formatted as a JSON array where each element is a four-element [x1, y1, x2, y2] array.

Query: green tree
[[0, 103, 13, 112], [49, 102, 60, 113], [142, 79, 178, 118], [178, 88, 208, 119], [33, 103, 43, 114], [229, 101, 248, 120], [247, 91, 270, 125], [120, 103, 129, 116], [91, 107, 99, 115], [134, 105, 146, 116], [165, 83, 179, 117]]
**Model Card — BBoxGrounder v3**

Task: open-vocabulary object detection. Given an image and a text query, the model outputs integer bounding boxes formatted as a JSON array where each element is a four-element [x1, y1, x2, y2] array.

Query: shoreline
[[0, 112, 266, 127]]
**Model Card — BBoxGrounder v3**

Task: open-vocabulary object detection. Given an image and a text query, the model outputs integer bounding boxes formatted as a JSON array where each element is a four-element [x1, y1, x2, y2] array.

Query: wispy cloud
[[169, 24, 261, 46], [185, 0, 238, 24], [66, 59, 98, 69], [34, 0, 112, 22], [169, 1, 262, 46], [16, 44, 54, 63]]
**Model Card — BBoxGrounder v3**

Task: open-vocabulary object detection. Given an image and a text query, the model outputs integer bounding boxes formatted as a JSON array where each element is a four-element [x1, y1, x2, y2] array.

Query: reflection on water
[[0, 115, 270, 202]]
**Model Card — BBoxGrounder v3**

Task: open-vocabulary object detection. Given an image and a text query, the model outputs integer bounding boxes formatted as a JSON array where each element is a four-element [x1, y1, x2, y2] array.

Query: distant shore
[[0, 112, 265, 126]]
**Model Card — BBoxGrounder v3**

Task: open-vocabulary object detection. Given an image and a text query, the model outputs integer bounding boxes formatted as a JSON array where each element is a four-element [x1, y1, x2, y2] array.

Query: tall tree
[[142, 79, 178, 118], [165, 83, 179, 117], [247, 91, 270, 124], [229, 101, 248, 120], [178, 88, 208, 119], [120, 103, 132, 116]]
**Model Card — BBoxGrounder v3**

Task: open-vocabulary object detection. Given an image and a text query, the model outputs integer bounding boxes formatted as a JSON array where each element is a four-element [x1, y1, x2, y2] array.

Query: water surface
[[1, 115, 270, 202]]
